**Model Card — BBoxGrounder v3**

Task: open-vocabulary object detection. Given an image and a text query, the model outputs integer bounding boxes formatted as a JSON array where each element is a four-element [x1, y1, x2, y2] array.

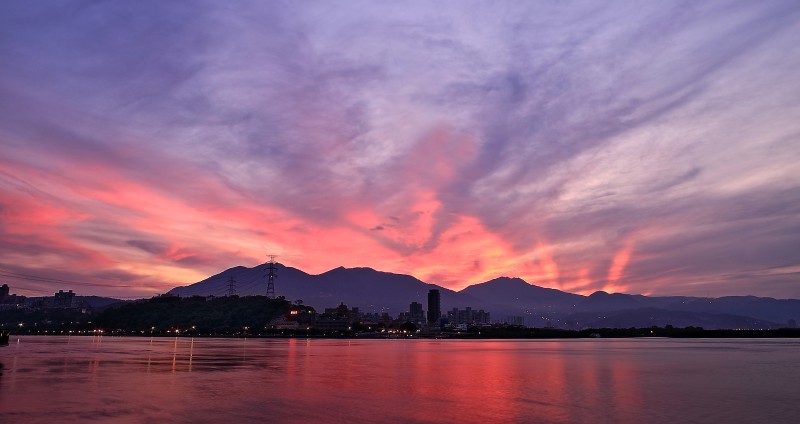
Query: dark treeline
[[2, 295, 304, 335], [460, 326, 800, 339], [94, 295, 300, 334], [0, 308, 90, 334], [3, 295, 800, 338]]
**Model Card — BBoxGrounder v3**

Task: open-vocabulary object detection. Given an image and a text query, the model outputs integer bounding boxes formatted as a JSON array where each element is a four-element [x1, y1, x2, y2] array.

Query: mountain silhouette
[[169, 262, 800, 329], [170, 263, 483, 316]]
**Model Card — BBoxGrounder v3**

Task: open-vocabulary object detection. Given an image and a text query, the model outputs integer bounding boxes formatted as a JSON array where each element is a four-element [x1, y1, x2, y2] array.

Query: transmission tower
[[266, 255, 277, 298], [227, 277, 236, 296]]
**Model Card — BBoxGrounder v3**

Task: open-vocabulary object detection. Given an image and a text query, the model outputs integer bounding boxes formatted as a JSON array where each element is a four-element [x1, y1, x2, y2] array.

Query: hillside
[[169, 262, 800, 329]]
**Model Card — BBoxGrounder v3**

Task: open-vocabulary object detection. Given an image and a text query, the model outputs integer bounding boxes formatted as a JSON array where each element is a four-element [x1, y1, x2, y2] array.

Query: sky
[[1, 1, 799, 299]]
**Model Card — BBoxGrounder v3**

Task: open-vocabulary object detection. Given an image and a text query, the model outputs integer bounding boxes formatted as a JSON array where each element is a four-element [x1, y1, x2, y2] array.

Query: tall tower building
[[410, 301, 425, 322], [427, 289, 441, 325], [0, 284, 9, 302]]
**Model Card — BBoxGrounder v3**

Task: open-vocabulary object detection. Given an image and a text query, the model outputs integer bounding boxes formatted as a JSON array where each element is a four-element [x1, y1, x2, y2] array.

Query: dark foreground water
[[1, 337, 798, 423]]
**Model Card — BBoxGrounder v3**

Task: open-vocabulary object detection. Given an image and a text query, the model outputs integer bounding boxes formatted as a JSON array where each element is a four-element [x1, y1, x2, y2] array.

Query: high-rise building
[[427, 289, 441, 325], [410, 301, 425, 322], [447, 307, 491, 325], [54, 290, 75, 308]]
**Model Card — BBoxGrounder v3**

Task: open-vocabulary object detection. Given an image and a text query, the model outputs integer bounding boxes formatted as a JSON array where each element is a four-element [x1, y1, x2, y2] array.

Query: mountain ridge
[[168, 263, 800, 329]]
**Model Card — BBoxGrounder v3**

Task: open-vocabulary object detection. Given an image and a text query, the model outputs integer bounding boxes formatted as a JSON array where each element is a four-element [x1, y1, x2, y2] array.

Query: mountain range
[[169, 263, 800, 330]]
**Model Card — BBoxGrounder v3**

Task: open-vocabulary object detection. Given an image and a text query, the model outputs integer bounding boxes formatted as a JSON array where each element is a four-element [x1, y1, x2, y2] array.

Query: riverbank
[[5, 326, 800, 339]]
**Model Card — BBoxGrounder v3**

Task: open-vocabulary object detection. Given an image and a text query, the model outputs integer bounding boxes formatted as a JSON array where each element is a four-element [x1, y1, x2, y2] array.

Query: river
[[1, 336, 798, 423]]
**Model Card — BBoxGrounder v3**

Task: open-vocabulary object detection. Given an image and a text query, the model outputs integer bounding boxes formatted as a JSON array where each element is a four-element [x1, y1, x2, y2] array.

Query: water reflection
[[0, 337, 798, 423]]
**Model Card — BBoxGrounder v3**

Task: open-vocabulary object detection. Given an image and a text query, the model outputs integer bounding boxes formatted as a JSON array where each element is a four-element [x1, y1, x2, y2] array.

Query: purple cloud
[[1, 1, 799, 298]]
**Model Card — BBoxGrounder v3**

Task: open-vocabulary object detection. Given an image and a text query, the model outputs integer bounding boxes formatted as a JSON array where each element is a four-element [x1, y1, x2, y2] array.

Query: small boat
[[0, 329, 9, 346]]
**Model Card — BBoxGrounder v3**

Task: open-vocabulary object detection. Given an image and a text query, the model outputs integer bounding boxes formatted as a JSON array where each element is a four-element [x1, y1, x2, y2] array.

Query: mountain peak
[[166, 263, 800, 329], [482, 276, 530, 287], [321, 266, 347, 274]]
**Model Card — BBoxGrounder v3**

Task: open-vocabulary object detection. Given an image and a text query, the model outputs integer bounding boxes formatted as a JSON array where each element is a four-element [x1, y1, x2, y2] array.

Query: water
[[0, 336, 798, 423]]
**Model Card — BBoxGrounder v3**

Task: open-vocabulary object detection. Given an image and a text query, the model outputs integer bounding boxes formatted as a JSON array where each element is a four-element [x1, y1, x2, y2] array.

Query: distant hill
[[569, 291, 800, 327], [23, 295, 127, 310], [460, 277, 582, 314], [77, 296, 128, 310], [169, 262, 800, 329], [565, 307, 781, 330], [460, 277, 582, 309], [170, 264, 484, 316]]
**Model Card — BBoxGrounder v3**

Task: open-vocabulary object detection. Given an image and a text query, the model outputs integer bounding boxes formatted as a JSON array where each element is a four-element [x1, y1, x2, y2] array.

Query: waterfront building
[[54, 290, 76, 308], [447, 307, 490, 325], [324, 303, 360, 322], [0, 284, 27, 309], [506, 316, 525, 326], [427, 289, 440, 325], [409, 301, 425, 322]]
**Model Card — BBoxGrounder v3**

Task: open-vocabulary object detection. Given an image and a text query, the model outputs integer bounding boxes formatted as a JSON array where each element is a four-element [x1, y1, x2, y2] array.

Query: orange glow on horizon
[[603, 244, 633, 294], [2, 137, 648, 297], [524, 242, 561, 288], [561, 267, 594, 295]]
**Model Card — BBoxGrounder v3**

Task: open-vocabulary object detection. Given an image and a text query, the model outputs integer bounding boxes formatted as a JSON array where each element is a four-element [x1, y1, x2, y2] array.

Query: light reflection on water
[[0, 337, 798, 423]]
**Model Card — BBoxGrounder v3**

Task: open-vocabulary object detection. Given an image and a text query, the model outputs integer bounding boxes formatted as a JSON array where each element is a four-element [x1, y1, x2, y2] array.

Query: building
[[427, 289, 441, 325], [53, 290, 76, 308], [0, 284, 26, 309], [505, 316, 525, 326], [409, 301, 425, 322], [447, 307, 490, 325], [323, 303, 360, 322]]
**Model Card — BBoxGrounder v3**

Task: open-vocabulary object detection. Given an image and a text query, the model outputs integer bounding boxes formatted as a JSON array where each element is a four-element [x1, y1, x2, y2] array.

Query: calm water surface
[[0, 336, 798, 423]]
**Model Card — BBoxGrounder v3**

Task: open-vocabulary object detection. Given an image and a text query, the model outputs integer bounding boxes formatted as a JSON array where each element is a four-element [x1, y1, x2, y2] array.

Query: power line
[[0, 270, 130, 287], [2, 283, 146, 299], [1, 284, 51, 294], [0, 268, 163, 289]]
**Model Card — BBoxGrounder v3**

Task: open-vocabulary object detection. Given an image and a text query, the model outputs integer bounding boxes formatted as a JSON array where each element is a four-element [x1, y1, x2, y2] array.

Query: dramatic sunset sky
[[1, 1, 799, 299]]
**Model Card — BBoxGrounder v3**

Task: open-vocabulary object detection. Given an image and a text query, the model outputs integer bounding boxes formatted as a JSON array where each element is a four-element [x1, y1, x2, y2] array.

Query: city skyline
[[1, 1, 799, 299]]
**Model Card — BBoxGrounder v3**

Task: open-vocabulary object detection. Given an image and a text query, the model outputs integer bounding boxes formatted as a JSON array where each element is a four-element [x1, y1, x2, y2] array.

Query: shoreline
[[4, 327, 800, 340]]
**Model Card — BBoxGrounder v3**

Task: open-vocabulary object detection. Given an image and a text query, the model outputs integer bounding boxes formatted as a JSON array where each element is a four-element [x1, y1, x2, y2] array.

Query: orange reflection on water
[[4, 337, 797, 423]]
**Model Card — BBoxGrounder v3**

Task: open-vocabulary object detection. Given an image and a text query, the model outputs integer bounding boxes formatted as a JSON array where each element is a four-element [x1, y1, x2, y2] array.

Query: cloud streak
[[1, 0, 799, 298]]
